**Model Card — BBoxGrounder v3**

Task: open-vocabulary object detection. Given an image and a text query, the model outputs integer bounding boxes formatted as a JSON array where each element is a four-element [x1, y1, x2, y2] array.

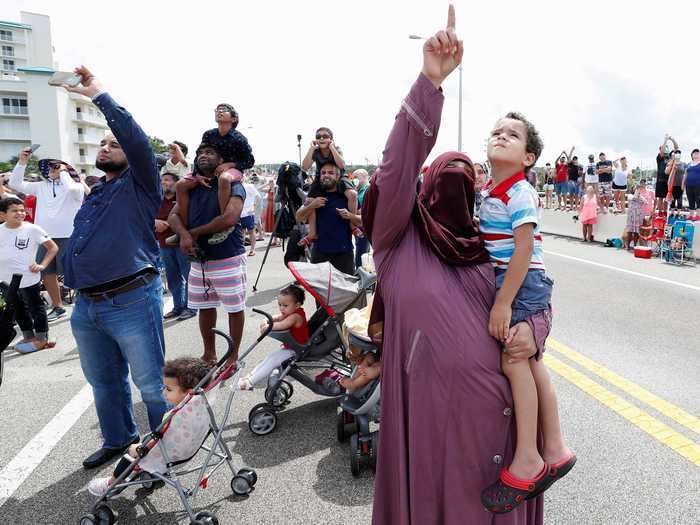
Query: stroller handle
[[252, 308, 274, 342]]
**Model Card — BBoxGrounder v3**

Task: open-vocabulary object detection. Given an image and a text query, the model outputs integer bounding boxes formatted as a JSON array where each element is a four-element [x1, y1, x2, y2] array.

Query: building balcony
[[72, 115, 108, 129]]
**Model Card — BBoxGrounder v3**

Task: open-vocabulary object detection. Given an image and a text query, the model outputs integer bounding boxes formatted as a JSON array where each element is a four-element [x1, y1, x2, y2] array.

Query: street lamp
[[409, 34, 463, 152]]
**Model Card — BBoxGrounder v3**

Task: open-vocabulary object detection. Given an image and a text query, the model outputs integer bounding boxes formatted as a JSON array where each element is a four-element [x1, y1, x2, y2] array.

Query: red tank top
[[289, 307, 309, 345]]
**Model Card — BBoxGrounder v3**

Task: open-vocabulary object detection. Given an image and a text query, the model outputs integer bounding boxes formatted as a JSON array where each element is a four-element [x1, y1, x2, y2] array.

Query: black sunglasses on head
[[48, 162, 62, 169]]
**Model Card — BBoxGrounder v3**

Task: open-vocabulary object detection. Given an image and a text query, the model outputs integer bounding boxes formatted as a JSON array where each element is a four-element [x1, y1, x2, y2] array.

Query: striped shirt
[[479, 172, 545, 270]]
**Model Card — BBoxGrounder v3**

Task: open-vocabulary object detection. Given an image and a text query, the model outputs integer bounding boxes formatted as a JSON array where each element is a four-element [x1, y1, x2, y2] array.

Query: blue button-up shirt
[[62, 92, 162, 289]]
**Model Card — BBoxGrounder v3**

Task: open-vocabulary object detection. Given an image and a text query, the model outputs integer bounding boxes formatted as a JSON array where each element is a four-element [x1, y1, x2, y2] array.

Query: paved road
[[0, 235, 698, 524]]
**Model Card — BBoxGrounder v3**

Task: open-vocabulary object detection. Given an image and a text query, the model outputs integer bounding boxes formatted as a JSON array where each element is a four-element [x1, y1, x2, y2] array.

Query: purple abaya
[[366, 73, 544, 525]]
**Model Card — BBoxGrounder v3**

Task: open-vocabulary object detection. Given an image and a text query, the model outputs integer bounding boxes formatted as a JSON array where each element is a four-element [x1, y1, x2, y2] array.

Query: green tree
[[149, 136, 168, 154], [0, 155, 40, 177]]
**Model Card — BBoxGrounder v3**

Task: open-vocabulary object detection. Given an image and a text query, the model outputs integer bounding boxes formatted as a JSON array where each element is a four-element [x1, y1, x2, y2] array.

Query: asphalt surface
[[0, 234, 699, 525]]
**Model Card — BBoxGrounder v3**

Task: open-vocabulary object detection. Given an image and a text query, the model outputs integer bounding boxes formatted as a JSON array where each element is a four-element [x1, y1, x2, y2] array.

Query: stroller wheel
[[248, 403, 278, 435], [336, 410, 356, 443], [193, 511, 219, 525], [280, 379, 294, 400], [264, 385, 289, 408], [231, 474, 253, 496], [237, 467, 258, 487], [350, 433, 363, 477], [79, 514, 97, 525], [94, 504, 115, 525], [139, 471, 155, 489]]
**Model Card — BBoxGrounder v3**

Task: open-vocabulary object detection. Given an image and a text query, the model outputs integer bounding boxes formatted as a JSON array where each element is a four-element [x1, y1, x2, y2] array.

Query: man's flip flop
[[481, 464, 548, 514], [527, 454, 577, 500], [15, 341, 56, 354]]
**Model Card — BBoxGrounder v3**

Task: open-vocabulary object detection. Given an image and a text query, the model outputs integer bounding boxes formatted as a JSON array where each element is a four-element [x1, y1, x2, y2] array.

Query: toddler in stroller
[[337, 302, 382, 476], [239, 284, 309, 390], [80, 315, 272, 525], [247, 260, 376, 436]]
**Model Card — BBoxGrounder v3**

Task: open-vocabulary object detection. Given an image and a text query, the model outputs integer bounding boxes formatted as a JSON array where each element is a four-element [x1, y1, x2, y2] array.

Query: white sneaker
[[87, 477, 112, 497]]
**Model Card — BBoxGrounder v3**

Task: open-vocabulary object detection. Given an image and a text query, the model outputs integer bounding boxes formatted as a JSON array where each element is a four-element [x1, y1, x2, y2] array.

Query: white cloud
[[3, 0, 699, 168]]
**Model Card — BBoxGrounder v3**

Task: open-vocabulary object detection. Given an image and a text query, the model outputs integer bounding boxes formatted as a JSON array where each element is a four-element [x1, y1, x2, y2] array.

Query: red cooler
[[634, 246, 653, 259]]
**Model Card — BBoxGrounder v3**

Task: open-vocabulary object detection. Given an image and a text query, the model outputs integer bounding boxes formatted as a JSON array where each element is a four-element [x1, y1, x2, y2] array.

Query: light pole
[[409, 34, 463, 151], [296, 134, 302, 167]]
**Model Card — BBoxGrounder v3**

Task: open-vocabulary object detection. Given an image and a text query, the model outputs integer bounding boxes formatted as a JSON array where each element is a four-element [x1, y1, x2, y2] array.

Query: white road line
[[0, 384, 94, 506], [544, 250, 700, 292], [0, 294, 176, 507]]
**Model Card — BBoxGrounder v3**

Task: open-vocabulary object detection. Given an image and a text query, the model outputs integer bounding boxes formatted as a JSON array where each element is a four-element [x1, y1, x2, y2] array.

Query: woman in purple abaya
[[362, 5, 547, 524]]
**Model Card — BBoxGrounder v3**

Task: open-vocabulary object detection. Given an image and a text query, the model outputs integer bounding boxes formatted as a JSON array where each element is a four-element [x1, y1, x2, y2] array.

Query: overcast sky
[[3, 0, 700, 169]]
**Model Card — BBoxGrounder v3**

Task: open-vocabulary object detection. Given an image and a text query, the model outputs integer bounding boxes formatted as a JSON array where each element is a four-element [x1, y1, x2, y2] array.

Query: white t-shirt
[[241, 182, 261, 218], [9, 164, 85, 239], [0, 222, 51, 288], [613, 167, 630, 187]]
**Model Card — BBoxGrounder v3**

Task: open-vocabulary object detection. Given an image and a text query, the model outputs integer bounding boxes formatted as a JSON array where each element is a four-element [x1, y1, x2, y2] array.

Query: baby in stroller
[[88, 357, 210, 497], [337, 302, 382, 476], [239, 284, 309, 390]]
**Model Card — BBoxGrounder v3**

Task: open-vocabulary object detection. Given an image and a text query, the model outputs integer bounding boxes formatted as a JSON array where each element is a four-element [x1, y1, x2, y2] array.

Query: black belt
[[79, 272, 157, 302]]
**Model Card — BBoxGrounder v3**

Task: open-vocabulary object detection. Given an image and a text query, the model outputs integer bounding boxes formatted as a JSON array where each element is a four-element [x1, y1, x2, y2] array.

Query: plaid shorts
[[599, 182, 612, 197], [187, 254, 247, 313]]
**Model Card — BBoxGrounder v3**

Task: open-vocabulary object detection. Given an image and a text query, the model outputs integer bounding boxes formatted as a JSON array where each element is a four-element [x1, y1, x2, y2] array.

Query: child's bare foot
[[238, 377, 253, 390]]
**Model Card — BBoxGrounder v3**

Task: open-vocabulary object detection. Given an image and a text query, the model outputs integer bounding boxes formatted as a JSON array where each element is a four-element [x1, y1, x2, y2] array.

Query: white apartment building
[[0, 12, 108, 174]]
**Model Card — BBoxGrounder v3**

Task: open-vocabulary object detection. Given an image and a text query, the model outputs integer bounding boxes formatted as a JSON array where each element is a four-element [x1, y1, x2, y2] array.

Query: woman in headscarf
[[363, 5, 546, 524]]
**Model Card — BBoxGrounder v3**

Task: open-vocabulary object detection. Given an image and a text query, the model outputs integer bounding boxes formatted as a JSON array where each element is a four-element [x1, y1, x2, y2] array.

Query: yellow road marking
[[543, 354, 700, 467], [547, 338, 700, 437]]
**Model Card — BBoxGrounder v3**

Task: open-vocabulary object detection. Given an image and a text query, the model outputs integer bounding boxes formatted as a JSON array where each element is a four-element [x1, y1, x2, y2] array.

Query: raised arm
[[329, 143, 346, 170], [64, 66, 159, 196], [363, 5, 462, 256], [9, 149, 42, 195]]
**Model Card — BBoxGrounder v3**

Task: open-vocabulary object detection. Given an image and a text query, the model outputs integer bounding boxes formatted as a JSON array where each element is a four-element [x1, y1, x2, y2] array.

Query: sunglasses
[[48, 162, 62, 170], [316, 134, 331, 140]]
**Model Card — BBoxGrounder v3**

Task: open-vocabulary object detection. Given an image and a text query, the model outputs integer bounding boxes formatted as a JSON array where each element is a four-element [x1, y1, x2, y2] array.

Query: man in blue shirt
[[296, 162, 360, 275], [61, 66, 167, 469], [168, 143, 247, 366]]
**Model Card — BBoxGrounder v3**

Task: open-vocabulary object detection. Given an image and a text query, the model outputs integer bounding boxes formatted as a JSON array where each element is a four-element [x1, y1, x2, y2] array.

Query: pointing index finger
[[447, 3, 456, 31]]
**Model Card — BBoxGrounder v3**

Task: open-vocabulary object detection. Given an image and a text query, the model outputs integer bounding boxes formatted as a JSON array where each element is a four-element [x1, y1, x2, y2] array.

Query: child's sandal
[[480, 465, 548, 514], [297, 236, 314, 247], [528, 454, 577, 500]]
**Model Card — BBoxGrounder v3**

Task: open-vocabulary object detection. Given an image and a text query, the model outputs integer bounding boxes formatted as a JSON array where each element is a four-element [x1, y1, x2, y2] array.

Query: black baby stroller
[[247, 261, 377, 436], [80, 309, 274, 525], [0, 274, 22, 388]]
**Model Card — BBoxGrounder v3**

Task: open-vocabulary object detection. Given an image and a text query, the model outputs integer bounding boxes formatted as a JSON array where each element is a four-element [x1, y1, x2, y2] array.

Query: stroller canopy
[[288, 261, 363, 316]]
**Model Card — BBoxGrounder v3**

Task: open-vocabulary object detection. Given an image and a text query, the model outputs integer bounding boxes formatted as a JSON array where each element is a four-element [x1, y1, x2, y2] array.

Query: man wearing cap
[[60, 66, 167, 470], [168, 142, 247, 366], [9, 151, 88, 322]]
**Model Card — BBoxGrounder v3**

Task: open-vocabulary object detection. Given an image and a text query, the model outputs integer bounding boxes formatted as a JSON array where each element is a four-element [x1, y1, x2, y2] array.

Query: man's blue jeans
[[160, 246, 191, 312], [72, 276, 167, 449]]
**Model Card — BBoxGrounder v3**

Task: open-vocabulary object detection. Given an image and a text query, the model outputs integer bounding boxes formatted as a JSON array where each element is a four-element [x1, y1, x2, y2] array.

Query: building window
[[1, 46, 13, 57], [0, 31, 12, 42], [2, 59, 15, 72], [76, 106, 83, 120], [79, 148, 86, 156], [77, 127, 84, 138], [2, 97, 28, 115]]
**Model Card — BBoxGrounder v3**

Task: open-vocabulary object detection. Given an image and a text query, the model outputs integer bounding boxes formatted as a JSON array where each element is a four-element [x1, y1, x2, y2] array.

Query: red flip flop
[[481, 464, 548, 514]]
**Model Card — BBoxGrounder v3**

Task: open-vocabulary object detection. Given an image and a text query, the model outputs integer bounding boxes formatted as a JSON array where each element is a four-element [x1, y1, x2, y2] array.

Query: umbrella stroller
[[0, 274, 22, 388], [80, 309, 273, 525], [247, 261, 376, 436]]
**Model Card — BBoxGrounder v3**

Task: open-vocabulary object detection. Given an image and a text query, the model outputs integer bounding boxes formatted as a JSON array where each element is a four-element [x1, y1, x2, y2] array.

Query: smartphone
[[30, 143, 41, 153], [48, 71, 82, 88]]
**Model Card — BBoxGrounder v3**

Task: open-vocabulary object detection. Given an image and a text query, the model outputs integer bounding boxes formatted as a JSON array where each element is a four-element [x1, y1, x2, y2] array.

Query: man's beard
[[96, 159, 128, 173], [320, 177, 337, 191]]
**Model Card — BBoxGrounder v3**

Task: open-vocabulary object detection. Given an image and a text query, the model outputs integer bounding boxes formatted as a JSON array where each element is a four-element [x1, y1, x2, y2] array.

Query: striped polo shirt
[[479, 172, 545, 270]]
